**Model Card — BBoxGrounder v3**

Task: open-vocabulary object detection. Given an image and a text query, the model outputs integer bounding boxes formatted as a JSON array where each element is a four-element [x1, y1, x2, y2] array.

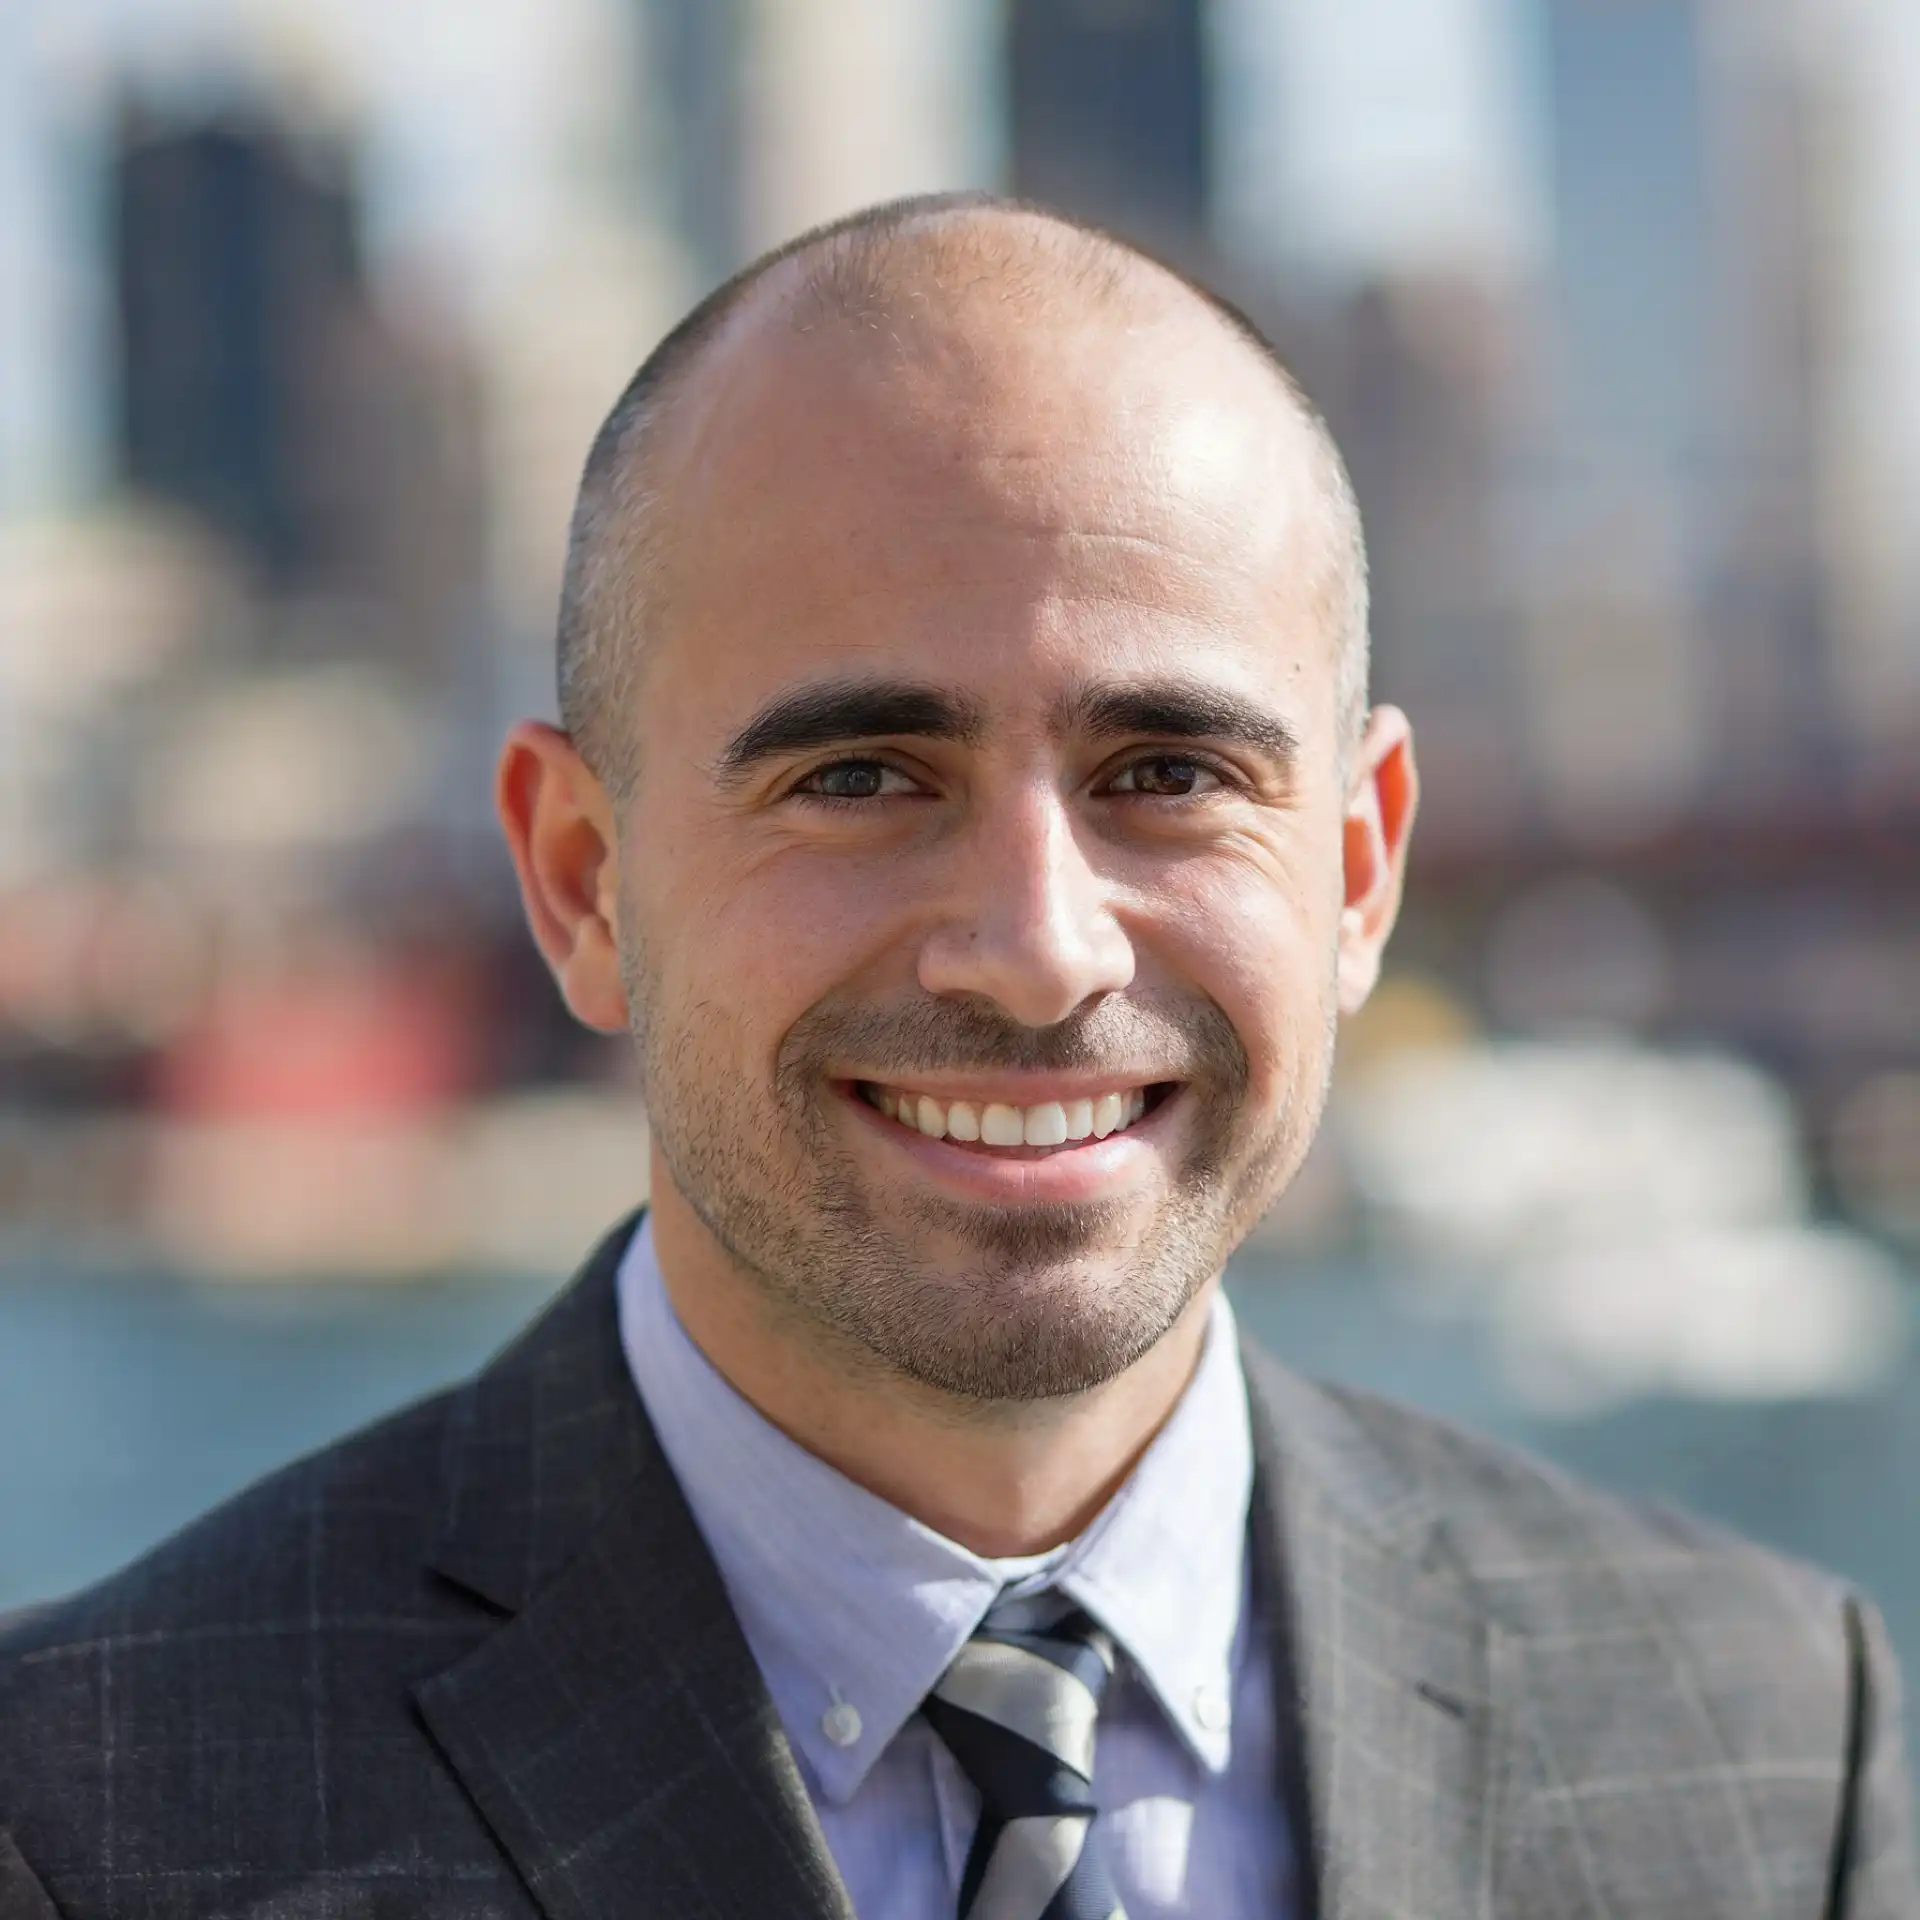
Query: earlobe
[[495, 722, 631, 1033]]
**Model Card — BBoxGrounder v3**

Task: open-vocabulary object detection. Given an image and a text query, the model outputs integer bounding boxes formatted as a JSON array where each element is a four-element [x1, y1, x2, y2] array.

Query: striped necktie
[[921, 1596, 1127, 1920]]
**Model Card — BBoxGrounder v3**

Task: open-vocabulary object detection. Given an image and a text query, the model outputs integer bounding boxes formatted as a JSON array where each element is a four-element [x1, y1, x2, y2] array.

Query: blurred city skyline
[[5, 0, 1917, 823], [0, 0, 1916, 1282]]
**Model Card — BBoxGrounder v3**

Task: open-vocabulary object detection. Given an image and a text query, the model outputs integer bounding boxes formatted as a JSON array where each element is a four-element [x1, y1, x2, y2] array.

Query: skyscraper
[[113, 109, 362, 589], [1007, 0, 1208, 252], [640, 0, 750, 282], [1796, 0, 1920, 794], [733, 0, 999, 255], [1544, 0, 1715, 510], [1532, 0, 1827, 828], [111, 103, 485, 681]]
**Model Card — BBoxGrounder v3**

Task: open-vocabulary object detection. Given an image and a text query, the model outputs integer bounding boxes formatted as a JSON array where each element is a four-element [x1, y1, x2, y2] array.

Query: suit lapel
[[413, 1217, 852, 1920], [1245, 1347, 1522, 1920]]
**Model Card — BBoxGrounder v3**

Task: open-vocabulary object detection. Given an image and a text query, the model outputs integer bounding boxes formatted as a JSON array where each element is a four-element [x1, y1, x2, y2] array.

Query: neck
[[645, 1172, 1218, 1559]]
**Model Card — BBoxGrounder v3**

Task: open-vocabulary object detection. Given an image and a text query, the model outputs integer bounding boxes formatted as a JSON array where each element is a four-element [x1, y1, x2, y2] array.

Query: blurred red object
[[157, 949, 477, 1120]]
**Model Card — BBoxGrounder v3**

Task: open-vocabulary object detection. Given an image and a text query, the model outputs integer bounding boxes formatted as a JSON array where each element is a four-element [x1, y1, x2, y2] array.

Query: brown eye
[[1111, 755, 1219, 797]]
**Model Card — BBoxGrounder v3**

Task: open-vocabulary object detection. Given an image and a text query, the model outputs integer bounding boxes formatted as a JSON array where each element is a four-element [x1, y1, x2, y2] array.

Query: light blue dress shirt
[[617, 1217, 1295, 1918]]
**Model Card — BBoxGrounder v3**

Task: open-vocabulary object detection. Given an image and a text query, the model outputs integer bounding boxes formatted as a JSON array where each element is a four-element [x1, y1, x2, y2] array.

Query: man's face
[[616, 301, 1364, 1400]]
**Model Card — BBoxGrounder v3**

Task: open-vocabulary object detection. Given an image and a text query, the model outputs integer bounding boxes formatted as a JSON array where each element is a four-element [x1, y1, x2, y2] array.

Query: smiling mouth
[[856, 1081, 1175, 1152]]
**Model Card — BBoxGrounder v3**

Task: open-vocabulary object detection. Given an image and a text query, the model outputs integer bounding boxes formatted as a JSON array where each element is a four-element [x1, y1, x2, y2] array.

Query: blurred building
[[1525, 0, 1833, 835], [637, 0, 750, 282], [1530, 0, 1718, 837], [733, 0, 997, 252], [1802, 0, 1920, 796], [0, 510, 244, 885], [112, 106, 486, 685], [1007, 0, 1207, 255], [114, 111, 359, 588], [1211, 0, 1539, 288]]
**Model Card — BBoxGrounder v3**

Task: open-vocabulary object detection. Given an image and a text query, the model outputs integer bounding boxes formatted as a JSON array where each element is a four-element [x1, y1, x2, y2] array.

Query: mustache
[[778, 993, 1249, 1092]]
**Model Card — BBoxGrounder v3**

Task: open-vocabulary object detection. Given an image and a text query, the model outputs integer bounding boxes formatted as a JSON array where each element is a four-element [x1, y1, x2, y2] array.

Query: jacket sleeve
[[1832, 1596, 1920, 1919]]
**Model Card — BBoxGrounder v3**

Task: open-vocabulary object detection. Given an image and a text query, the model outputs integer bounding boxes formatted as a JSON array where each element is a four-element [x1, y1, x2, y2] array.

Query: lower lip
[[840, 1084, 1179, 1205]]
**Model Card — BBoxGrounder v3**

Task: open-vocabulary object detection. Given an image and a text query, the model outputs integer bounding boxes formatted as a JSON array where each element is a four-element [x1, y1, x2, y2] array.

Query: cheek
[[1152, 850, 1340, 1100], [639, 843, 908, 1062]]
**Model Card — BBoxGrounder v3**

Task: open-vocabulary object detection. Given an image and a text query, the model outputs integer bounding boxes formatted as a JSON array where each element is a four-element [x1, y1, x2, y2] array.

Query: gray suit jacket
[[2, 1217, 1914, 1919]]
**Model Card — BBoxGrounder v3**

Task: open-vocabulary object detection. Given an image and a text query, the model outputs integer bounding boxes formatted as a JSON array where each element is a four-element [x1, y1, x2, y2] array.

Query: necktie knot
[[922, 1598, 1127, 1920]]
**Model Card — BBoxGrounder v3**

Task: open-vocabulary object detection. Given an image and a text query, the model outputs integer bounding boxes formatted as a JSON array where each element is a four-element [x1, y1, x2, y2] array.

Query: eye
[[1105, 754, 1227, 798], [793, 758, 920, 801]]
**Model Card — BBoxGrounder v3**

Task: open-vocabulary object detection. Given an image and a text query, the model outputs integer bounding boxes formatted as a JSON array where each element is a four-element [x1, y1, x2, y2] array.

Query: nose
[[916, 786, 1135, 1028]]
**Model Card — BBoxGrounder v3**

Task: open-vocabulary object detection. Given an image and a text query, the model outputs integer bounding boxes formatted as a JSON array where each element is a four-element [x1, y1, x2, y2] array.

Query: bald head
[[556, 193, 1369, 787], [505, 197, 1416, 1409]]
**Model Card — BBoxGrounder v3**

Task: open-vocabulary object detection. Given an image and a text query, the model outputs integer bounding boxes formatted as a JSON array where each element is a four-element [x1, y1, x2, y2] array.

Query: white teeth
[[870, 1084, 1157, 1150]]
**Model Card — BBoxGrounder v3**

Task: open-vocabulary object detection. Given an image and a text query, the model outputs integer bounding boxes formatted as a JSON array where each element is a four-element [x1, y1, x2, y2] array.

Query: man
[[1, 194, 1912, 1919]]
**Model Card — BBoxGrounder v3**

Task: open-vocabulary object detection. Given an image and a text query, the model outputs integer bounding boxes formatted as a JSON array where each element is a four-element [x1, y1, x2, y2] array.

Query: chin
[[859, 1270, 1194, 1403], [822, 1201, 1223, 1403]]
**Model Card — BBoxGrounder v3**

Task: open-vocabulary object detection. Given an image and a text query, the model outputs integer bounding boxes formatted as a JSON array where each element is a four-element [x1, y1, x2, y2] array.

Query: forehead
[[640, 284, 1337, 731]]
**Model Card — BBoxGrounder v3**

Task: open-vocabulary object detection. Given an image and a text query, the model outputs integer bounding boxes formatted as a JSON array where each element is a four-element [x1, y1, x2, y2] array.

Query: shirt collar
[[617, 1214, 1253, 1801]]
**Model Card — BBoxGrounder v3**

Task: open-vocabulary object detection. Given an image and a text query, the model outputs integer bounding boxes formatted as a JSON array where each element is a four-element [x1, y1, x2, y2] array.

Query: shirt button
[[821, 1701, 864, 1748], [1193, 1687, 1230, 1732]]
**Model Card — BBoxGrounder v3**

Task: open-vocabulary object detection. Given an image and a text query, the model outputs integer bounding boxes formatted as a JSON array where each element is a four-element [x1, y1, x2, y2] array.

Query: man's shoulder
[[0, 1242, 648, 1916], [0, 1379, 547, 1915], [1246, 1354, 1917, 1914], [0, 1380, 475, 1736], [1248, 1346, 1851, 1645]]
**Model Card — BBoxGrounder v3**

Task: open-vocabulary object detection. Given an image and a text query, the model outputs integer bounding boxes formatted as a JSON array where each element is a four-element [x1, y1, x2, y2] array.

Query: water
[[3, 1253, 1915, 1721]]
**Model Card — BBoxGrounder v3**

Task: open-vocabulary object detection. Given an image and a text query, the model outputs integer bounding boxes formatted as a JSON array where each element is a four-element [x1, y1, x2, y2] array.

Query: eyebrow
[[1058, 678, 1302, 767], [713, 678, 988, 780]]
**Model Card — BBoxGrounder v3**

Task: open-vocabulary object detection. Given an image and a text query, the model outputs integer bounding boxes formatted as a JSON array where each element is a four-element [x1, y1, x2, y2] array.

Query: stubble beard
[[623, 938, 1331, 1405]]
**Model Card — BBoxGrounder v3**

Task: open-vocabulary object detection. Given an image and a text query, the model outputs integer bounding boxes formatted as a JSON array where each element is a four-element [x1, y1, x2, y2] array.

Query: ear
[[495, 722, 630, 1033], [1336, 704, 1419, 1016]]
